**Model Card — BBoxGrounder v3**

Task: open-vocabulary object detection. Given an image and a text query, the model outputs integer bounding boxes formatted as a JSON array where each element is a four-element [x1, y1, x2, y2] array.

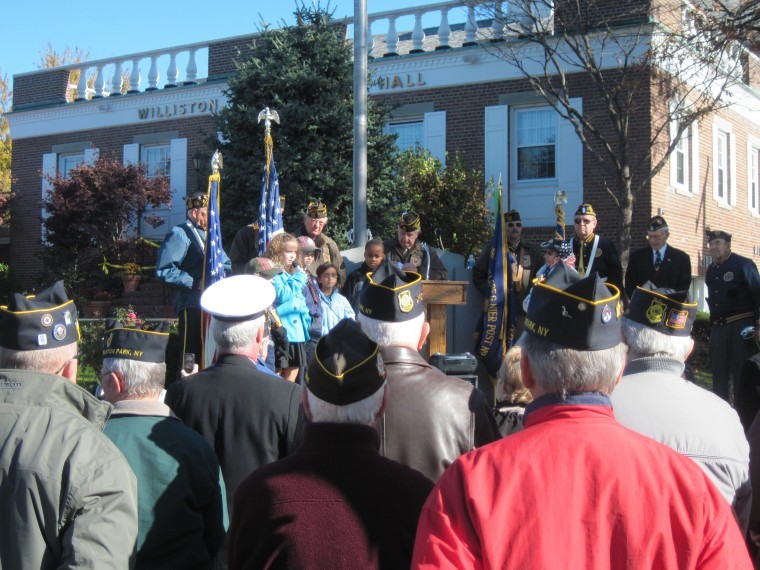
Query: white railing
[[21, 1, 554, 103], [344, 0, 554, 57]]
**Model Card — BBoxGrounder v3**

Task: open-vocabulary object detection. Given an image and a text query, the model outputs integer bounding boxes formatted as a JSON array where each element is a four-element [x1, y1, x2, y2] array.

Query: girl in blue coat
[[266, 233, 311, 382]]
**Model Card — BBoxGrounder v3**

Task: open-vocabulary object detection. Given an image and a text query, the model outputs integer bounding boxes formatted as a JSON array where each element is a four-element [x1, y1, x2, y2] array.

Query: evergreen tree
[[217, 3, 400, 247]]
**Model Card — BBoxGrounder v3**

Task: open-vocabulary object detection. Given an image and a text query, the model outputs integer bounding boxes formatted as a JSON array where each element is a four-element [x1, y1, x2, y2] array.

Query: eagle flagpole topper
[[257, 107, 284, 256]]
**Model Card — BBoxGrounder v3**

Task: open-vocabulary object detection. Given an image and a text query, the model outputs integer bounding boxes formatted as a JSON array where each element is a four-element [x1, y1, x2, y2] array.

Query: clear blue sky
[[2, 0, 438, 95]]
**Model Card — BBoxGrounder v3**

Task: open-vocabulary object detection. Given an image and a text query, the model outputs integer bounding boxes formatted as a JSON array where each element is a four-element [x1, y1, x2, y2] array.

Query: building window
[[515, 108, 556, 180], [669, 110, 698, 194], [750, 144, 759, 214], [716, 130, 729, 201], [57, 152, 84, 178], [141, 143, 171, 179], [388, 120, 423, 153]]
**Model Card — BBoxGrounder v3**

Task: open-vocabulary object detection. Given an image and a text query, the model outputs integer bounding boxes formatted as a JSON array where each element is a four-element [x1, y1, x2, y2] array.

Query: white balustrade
[[45, 0, 555, 103], [61, 43, 210, 101], [437, 9, 451, 49], [411, 12, 425, 53], [166, 52, 178, 87]]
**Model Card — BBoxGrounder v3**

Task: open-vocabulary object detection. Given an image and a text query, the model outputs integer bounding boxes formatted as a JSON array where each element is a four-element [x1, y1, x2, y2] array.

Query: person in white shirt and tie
[[624, 215, 692, 300]]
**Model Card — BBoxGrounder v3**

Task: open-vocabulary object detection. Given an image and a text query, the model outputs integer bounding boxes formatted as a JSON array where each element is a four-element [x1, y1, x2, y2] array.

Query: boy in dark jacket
[[342, 239, 385, 314]]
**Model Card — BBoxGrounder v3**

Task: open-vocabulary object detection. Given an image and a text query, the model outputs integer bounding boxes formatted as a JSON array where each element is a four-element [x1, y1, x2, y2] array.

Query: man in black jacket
[[625, 215, 692, 299], [357, 260, 501, 481], [569, 203, 623, 291], [165, 275, 303, 513]]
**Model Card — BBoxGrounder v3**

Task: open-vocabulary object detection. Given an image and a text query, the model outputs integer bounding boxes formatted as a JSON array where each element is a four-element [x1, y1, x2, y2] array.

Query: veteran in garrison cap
[[357, 260, 499, 481], [165, 275, 303, 518], [229, 319, 434, 569], [412, 269, 752, 569], [611, 283, 751, 534], [101, 319, 228, 567], [473, 209, 541, 314], [624, 215, 692, 299], [704, 229, 760, 403], [569, 203, 623, 291], [384, 210, 448, 281], [0, 281, 138, 568], [296, 199, 346, 284], [156, 191, 231, 381]]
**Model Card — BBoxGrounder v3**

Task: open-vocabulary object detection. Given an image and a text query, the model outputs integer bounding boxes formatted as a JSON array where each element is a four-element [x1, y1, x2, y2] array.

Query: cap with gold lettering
[[359, 259, 423, 322], [574, 203, 597, 218], [307, 200, 328, 219], [524, 264, 621, 350], [103, 320, 171, 363], [0, 281, 79, 351], [185, 192, 209, 209], [399, 211, 422, 232]]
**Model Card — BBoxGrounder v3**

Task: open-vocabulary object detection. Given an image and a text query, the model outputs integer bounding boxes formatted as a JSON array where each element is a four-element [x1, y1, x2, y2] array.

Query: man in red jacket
[[412, 264, 752, 569]]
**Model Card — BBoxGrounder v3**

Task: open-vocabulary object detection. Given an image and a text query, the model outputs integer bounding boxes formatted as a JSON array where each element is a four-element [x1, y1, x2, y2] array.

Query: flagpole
[[352, 0, 368, 248]]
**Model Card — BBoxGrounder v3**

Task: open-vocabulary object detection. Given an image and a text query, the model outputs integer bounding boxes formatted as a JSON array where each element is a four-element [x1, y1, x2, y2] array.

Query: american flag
[[203, 175, 225, 287], [202, 174, 224, 368], [257, 153, 283, 256]]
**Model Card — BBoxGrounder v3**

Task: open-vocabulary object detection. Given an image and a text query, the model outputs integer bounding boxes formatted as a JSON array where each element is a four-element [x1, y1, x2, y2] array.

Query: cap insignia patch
[[52, 324, 67, 341], [37, 334, 48, 346], [63, 310, 72, 325], [40, 314, 53, 327], [601, 304, 612, 324], [578, 302, 587, 311], [398, 290, 414, 313], [645, 299, 667, 324], [666, 309, 688, 329]]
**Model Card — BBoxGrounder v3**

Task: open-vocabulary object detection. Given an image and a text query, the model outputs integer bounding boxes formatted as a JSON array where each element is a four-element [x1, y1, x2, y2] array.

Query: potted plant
[[121, 262, 143, 293]]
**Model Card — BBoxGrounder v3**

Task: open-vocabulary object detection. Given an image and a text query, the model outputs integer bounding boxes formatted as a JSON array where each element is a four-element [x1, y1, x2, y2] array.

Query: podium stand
[[422, 280, 468, 356]]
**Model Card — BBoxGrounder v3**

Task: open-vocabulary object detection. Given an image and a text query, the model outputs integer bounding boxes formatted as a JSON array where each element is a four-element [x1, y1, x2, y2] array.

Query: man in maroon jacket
[[228, 319, 433, 569]]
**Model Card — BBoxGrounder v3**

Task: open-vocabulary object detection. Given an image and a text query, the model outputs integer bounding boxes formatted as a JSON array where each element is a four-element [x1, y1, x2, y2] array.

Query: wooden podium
[[422, 280, 469, 356]]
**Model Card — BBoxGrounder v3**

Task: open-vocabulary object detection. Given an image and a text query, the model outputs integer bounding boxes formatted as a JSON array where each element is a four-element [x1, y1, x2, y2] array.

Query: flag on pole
[[478, 178, 518, 378], [257, 139, 283, 256], [201, 172, 225, 368]]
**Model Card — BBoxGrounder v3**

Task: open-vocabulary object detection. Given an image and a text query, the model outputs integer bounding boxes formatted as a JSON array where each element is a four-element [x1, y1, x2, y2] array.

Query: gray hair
[[102, 357, 166, 398], [0, 344, 75, 374], [622, 319, 693, 361], [211, 315, 264, 353], [306, 382, 386, 425], [357, 313, 425, 348], [518, 333, 627, 398]]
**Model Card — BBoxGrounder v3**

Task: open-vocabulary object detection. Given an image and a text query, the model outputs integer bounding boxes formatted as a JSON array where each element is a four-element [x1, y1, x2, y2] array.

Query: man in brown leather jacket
[[357, 260, 501, 481]]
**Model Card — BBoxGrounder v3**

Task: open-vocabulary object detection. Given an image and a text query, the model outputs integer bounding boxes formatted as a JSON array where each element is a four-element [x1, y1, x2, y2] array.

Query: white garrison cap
[[201, 275, 275, 321]]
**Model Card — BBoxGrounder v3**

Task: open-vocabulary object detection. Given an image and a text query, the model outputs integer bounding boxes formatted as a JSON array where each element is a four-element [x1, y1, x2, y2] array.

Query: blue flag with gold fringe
[[478, 181, 517, 377]]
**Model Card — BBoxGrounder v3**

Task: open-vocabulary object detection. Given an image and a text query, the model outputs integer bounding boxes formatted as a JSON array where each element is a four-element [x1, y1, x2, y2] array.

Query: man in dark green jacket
[[0, 281, 138, 569], [101, 319, 228, 569]]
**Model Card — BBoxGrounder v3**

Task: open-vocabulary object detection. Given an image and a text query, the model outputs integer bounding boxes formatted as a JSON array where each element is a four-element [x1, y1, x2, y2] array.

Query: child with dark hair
[[317, 262, 355, 335], [342, 239, 385, 314]]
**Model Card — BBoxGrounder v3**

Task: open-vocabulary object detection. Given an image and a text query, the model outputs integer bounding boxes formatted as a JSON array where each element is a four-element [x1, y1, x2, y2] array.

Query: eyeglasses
[[574, 218, 594, 225], [54, 352, 78, 375], [507, 222, 522, 228]]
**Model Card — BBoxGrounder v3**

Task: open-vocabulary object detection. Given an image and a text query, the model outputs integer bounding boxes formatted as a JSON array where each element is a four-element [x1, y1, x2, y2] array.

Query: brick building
[[6, 0, 760, 308]]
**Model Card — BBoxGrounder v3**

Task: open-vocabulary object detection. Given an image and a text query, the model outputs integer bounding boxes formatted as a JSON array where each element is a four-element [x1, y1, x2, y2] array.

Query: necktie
[[654, 250, 662, 270]]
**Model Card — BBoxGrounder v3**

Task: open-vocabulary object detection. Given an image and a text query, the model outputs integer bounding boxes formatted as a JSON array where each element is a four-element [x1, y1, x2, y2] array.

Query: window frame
[[712, 118, 735, 206], [140, 142, 172, 180], [511, 105, 558, 185]]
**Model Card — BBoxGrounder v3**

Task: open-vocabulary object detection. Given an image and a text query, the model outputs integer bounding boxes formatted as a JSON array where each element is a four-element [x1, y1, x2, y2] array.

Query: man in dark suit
[[165, 275, 303, 513], [624, 215, 692, 299]]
